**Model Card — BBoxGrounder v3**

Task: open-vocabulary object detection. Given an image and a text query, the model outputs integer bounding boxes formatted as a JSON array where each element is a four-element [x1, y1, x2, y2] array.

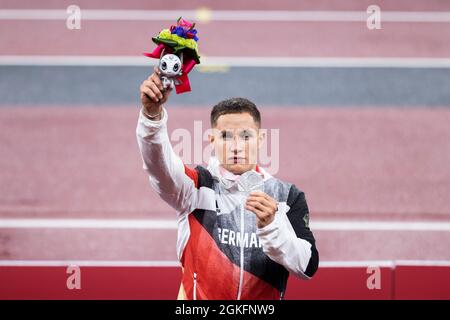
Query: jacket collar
[[207, 156, 272, 191]]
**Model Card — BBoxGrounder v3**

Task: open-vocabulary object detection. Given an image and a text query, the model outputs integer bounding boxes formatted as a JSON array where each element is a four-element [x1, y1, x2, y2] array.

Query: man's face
[[209, 112, 264, 175]]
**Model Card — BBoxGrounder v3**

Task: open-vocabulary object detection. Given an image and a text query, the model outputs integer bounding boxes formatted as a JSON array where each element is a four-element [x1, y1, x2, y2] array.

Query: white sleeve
[[135, 107, 196, 217], [256, 202, 313, 280]]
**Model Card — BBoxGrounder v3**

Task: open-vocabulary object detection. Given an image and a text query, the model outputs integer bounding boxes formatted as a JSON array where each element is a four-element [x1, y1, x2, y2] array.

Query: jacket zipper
[[237, 203, 245, 300], [193, 272, 197, 300]]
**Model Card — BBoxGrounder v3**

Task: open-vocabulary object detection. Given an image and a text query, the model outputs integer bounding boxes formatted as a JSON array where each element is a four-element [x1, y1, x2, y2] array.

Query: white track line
[[1, 260, 450, 267], [320, 260, 450, 268], [0, 218, 177, 229], [0, 260, 181, 267], [394, 260, 450, 267], [313, 221, 450, 231], [1, 9, 450, 23], [1, 218, 450, 231], [1, 56, 450, 68]]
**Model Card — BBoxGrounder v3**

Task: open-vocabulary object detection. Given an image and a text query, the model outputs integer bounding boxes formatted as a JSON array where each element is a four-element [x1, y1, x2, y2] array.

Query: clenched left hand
[[245, 191, 278, 228]]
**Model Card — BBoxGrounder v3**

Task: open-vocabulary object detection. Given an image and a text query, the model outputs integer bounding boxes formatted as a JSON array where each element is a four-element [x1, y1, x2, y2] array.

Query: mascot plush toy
[[144, 17, 200, 94]]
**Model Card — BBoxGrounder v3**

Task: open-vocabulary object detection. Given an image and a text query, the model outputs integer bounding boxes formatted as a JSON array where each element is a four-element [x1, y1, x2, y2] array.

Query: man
[[136, 68, 319, 300]]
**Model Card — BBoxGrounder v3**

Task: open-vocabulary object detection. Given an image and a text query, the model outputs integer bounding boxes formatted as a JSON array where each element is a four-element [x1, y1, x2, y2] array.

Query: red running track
[[0, 107, 449, 263], [1, 20, 450, 58], [1, 107, 449, 219]]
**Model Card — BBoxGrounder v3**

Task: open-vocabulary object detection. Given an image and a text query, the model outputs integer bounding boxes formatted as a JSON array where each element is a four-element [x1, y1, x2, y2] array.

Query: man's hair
[[210, 97, 261, 128]]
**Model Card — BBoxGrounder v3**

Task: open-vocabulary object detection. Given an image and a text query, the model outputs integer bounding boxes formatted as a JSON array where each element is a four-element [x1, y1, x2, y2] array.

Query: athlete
[[136, 67, 319, 300]]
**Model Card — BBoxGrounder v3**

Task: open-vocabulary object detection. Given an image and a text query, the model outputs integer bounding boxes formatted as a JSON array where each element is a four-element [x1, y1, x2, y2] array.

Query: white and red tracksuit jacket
[[136, 107, 319, 300]]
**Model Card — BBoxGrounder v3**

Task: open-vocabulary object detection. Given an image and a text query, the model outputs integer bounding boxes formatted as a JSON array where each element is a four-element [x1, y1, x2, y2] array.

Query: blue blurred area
[[1, 65, 450, 107]]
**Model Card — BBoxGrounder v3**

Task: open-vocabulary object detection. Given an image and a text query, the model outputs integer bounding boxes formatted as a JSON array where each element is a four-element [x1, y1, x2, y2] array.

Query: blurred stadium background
[[0, 0, 449, 299]]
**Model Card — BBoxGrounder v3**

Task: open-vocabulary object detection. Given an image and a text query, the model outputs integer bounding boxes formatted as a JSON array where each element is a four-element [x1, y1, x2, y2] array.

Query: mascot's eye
[[161, 61, 167, 70], [173, 63, 179, 72]]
